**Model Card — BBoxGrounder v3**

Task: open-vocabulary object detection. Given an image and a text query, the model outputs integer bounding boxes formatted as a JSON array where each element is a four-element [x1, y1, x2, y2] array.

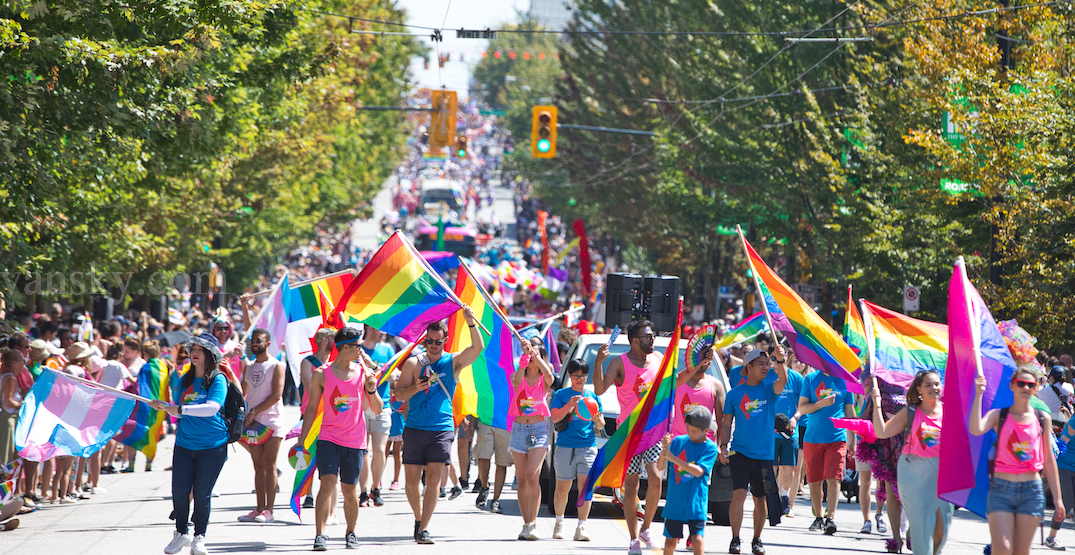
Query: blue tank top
[[405, 353, 456, 432]]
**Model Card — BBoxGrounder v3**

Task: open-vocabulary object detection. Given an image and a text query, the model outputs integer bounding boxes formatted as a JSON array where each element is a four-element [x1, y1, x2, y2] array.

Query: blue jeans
[[172, 444, 228, 536]]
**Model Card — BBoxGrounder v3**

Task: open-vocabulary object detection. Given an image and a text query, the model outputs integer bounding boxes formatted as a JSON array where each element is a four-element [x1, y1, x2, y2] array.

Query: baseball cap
[[1051, 366, 1067, 381], [743, 349, 769, 366]]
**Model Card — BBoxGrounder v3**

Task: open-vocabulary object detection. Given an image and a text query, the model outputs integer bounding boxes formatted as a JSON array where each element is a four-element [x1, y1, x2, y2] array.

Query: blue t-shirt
[[174, 374, 228, 451], [663, 435, 719, 522], [800, 371, 853, 444], [551, 388, 603, 448], [406, 353, 456, 432], [775, 369, 804, 442], [362, 343, 395, 402], [1058, 420, 1075, 472], [724, 381, 780, 460], [730, 364, 778, 388]]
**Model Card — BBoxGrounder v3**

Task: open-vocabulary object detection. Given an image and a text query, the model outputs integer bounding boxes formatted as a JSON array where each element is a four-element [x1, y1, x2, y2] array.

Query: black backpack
[[220, 378, 248, 444]]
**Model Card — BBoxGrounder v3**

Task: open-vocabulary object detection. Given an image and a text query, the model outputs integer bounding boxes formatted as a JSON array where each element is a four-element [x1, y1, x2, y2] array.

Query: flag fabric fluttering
[[377, 335, 426, 387], [16, 369, 137, 462], [448, 259, 522, 429], [113, 358, 170, 459], [248, 273, 289, 367], [421, 251, 459, 275], [290, 406, 323, 522], [843, 286, 869, 365], [538, 210, 549, 273], [860, 299, 949, 390], [538, 267, 568, 302], [714, 312, 769, 349], [937, 257, 1017, 518], [573, 219, 592, 295], [328, 231, 464, 342], [542, 321, 563, 374], [579, 299, 683, 503], [739, 232, 864, 393], [283, 273, 355, 380]]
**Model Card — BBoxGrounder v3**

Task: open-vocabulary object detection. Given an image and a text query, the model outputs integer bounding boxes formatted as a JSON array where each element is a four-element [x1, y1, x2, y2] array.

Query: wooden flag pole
[[736, 225, 781, 348], [62, 371, 155, 405], [248, 268, 355, 298]]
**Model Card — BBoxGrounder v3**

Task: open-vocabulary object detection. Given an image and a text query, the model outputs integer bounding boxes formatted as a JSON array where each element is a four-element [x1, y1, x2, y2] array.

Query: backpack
[[988, 407, 1050, 478], [220, 376, 248, 444], [1051, 384, 1073, 422]]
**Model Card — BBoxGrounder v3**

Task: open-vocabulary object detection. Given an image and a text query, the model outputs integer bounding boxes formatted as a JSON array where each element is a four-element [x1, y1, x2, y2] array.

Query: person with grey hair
[[659, 405, 719, 555]]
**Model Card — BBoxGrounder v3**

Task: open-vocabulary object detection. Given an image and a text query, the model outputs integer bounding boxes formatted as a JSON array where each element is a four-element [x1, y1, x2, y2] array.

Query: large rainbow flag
[[938, 257, 1016, 518], [330, 231, 463, 342], [860, 300, 949, 390], [114, 358, 170, 459], [579, 300, 682, 502], [290, 405, 323, 521], [740, 233, 864, 393], [715, 312, 768, 349], [448, 259, 521, 429], [282, 272, 354, 380], [843, 286, 869, 365]]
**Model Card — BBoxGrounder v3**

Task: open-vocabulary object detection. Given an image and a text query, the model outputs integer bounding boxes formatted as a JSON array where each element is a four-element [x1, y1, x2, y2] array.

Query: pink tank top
[[509, 375, 551, 417], [903, 406, 942, 458], [318, 362, 368, 449], [672, 377, 718, 439], [994, 414, 1044, 474], [616, 352, 661, 425]]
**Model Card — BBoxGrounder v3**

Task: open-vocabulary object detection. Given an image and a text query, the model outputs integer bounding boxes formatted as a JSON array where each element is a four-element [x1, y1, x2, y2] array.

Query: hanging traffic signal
[[455, 136, 468, 158], [429, 90, 458, 149], [531, 106, 557, 158]]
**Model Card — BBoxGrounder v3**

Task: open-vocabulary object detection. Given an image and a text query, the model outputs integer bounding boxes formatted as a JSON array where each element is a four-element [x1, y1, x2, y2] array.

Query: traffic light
[[454, 136, 468, 158], [429, 90, 458, 149], [531, 106, 557, 158]]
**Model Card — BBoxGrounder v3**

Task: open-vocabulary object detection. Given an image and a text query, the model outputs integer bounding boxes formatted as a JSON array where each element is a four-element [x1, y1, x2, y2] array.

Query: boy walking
[[659, 406, 719, 555]]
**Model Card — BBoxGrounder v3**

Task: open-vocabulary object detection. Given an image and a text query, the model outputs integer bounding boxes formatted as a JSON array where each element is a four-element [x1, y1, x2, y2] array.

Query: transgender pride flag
[[16, 369, 136, 462], [938, 257, 1017, 517]]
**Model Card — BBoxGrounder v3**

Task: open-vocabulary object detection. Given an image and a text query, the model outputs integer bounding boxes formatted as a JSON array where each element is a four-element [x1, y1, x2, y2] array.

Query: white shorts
[[364, 408, 392, 435]]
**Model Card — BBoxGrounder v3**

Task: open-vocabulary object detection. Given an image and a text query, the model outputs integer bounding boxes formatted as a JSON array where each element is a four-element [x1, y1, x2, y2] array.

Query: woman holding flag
[[508, 338, 555, 541], [971, 368, 1065, 555]]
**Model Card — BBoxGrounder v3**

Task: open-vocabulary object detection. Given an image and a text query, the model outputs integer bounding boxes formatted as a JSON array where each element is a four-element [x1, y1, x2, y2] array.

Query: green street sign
[[941, 178, 972, 196], [480, 109, 506, 116]]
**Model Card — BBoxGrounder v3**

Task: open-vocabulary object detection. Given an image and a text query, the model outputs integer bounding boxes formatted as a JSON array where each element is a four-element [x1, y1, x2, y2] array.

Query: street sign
[[479, 109, 505, 116], [903, 286, 920, 313]]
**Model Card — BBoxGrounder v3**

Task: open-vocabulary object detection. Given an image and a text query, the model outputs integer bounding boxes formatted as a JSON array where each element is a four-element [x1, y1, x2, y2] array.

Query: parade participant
[[971, 368, 1065, 555], [456, 415, 475, 491], [772, 353, 803, 518], [359, 326, 394, 508], [121, 337, 145, 375], [387, 372, 406, 491], [798, 365, 856, 535], [51, 342, 93, 503], [660, 406, 719, 555], [551, 359, 605, 541], [855, 375, 900, 545], [237, 328, 287, 523], [295, 326, 383, 551], [509, 339, 554, 541], [474, 418, 513, 513], [720, 346, 788, 555], [593, 319, 664, 554], [300, 327, 336, 511], [0, 349, 26, 466], [395, 310, 483, 545], [672, 346, 722, 442], [152, 333, 229, 555], [872, 371, 951, 555]]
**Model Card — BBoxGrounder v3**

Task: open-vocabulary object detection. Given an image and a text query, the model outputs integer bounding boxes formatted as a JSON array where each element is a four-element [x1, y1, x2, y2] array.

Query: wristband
[[775, 359, 786, 364], [365, 388, 377, 395], [468, 324, 477, 328], [177, 404, 183, 415]]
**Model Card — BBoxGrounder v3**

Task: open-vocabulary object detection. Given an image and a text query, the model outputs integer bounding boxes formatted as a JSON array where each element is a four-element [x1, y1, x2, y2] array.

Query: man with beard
[[237, 328, 288, 523], [594, 320, 665, 555]]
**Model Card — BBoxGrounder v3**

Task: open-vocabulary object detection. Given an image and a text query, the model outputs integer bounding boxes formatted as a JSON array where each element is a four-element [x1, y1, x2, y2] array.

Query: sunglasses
[[1013, 379, 1038, 390], [424, 338, 446, 346]]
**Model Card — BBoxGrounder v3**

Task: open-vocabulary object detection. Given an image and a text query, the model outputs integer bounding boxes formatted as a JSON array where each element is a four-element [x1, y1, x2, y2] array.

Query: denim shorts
[[508, 421, 549, 453], [986, 477, 1045, 518]]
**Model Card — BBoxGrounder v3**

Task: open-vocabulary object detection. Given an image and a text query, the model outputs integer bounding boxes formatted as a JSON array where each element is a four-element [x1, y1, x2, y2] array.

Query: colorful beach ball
[[575, 397, 600, 421], [288, 445, 312, 472]]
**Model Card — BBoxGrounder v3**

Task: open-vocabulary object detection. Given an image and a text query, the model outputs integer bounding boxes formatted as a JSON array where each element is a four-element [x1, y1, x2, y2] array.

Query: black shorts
[[664, 518, 706, 539], [316, 440, 367, 485], [403, 428, 454, 466], [729, 453, 772, 497], [797, 427, 807, 450]]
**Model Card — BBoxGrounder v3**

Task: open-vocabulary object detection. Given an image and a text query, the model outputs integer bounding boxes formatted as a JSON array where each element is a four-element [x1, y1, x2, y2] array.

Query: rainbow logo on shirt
[[633, 374, 652, 399], [680, 394, 701, 416], [181, 388, 201, 405], [814, 383, 834, 400], [917, 423, 940, 449], [1007, 432, 1034, 462], [740, 395, 764, 419], [516, 392, 537, 414], [674, 449, 694, 484], [330, 386, 355, 415]]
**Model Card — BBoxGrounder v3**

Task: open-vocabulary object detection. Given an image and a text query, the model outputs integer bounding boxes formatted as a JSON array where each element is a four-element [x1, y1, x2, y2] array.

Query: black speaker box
[[605, 273, 642, 330], [643, 275, 680, 333]]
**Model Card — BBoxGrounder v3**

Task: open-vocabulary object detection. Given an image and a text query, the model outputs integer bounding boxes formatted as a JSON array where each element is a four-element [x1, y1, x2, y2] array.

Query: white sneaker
[[91, 486, 107, 494], [164, 531, 192, 554], [190, 534, 208, 555], [860, 520, 872, 534], [326, 515, 339, 527], [638, 528, 654, 548], [876, 513, 888, 534], [518, 522, 531, 541], [525, 522, 539, 541], [574, 523, 591, 542], [553, 521, 565, 539]]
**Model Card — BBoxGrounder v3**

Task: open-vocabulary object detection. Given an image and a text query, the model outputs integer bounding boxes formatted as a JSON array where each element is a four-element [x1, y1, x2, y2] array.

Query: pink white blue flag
[[937, 257, 1017, 517], [15, 369, 136, 462], [248, 273, 290, 378], [542, 321, 562, 374]]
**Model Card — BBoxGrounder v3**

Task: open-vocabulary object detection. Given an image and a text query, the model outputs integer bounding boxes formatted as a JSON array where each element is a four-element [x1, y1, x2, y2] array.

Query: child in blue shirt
[[659, 406, 719, 555]]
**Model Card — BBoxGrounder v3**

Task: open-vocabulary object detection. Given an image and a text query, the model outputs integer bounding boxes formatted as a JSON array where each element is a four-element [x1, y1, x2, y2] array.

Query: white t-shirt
[[98, 360, 132, 390], [126, 356, 146, 373], [1038, 381, 1074, 421]]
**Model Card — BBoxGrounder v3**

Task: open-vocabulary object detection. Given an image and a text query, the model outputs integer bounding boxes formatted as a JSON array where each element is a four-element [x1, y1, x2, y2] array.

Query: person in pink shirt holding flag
[[508, 338, 554, 541], [971, 367, 1064, 555]]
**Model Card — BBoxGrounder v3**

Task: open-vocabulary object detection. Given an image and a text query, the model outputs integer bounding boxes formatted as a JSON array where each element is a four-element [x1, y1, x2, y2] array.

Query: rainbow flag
[[16, 369, 136, 462], [330, 231, 463, 342], [844, 286, 869, 365], [580, 300, 682, 502], [378, 335, 425, 387], [741, 233, 863, 393], [715, 312, 768, 349], [114, 358, 170, 459], [448, 259, 522, 429], [290, 405, 323, 522], [860, 300, 949, 390], [938, 257, 1017, 518], [0, 477, 14, 503], [283, 272, 354, 381]]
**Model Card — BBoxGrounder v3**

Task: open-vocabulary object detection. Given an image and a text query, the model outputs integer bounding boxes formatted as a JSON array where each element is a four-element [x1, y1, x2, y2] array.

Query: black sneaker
[[781, 495, 790, 515], [313, 534, 328, 551], [168, 510, 175, 521], [303, 496, 315, 509], [475, 488, 488, 509], [371, 488, 384, 507], [414, 521, 421, 541], [471, 479, 483, 493], [461, 477, 469, 489], [346, 531, 359, 549], [490, 499, 503, 514], [729, 536, 742, 554], [416, 530, 434, 544], [824, 518, 837, 535], [439, 487, 446, 499], [752, 538, 766, 555], [449, 485, 463, 500], [809, 517, 824, 532], [359, 491, 370, 507]]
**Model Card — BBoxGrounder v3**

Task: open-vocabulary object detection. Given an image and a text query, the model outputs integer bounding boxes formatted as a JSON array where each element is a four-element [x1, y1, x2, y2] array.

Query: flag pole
[[248, 269, 353, 298], [736, 225, 780, 347], [515, 305, 586, 334], [61, 372, 155, 405], [667, 298, 684, 433], [956, 256, 986, 378], [459, 258, 521, 344]]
